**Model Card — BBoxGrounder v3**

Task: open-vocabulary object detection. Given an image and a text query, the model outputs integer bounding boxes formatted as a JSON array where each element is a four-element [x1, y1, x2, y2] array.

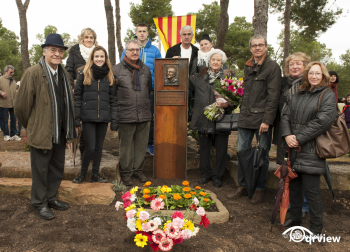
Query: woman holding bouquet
[[189, 49, 233, 188]]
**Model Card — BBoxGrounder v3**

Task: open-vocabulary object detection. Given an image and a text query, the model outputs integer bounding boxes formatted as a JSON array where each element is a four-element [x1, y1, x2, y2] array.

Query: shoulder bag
[[215, 113, 239, 134]]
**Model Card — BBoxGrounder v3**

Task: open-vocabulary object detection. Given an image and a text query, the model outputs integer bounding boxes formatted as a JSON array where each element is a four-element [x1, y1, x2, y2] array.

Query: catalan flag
[[153, 15, 196, 53]]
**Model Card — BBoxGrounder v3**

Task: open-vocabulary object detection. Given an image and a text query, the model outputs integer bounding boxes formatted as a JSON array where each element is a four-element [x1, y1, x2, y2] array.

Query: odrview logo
[[282, 226, 341, 244]]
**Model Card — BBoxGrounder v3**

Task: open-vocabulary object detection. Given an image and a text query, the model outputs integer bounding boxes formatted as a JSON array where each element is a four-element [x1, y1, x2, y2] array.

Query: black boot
[[91, 173, 108, 183], [72, 173, 86, 184]]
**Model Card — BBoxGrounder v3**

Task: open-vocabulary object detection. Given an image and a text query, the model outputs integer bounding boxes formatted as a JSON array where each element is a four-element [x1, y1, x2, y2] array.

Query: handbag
[[215, 113, 239, 133], [315, 89, 350, 158]]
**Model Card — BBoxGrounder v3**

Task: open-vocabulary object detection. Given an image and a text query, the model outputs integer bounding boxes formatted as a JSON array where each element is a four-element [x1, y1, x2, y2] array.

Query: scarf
[[282, 76, 303, 114], [79, 44, 95, 62], [123, 57, 141, 91], [197, 48, 214, 67], [342, 103, 350, 113], [331, 82, 338, 102], [207, 67, 222, 83], [92, 63, 110, 80], [39, 56, 76, 144]]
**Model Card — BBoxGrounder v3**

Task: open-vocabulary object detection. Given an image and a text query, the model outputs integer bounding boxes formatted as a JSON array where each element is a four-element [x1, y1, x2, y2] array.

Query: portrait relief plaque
[[154, 59, 188, 179]]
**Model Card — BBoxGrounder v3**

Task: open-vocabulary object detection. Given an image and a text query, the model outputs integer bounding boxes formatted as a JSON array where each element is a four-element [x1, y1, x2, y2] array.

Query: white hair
[[180, 25, 193, 36], [208, 49, 227, 64]]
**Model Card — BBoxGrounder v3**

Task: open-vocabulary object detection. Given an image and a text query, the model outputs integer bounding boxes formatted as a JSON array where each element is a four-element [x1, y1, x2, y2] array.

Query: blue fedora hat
[[41, 34, 68, 50]]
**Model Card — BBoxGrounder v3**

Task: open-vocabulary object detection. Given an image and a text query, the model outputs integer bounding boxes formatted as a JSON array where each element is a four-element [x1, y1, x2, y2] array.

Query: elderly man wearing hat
[[14, 34, 76, 220]]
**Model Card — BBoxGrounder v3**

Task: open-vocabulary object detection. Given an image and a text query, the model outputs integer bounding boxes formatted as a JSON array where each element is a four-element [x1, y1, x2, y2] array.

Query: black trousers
[[289, 172, 323, 234], [30, 133, 66, 209], [148, 91, 154, 146], [198, 132, 229, 180], [81, 122, 108, 175]]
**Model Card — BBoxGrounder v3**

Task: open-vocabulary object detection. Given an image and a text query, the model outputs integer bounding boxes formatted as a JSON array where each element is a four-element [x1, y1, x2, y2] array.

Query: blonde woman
[[72, 46, 118, 184]]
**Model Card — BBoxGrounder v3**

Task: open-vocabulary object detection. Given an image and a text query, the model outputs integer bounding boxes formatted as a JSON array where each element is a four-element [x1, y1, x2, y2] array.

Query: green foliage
[[112, 180, 127, 192], [327, 49, 350, 98], [188, 1, 221, 45], [128, 0, 173, 41], [123, 28, 135, 44], [269, 0, 343, 38], [29, 25, 77, 65]]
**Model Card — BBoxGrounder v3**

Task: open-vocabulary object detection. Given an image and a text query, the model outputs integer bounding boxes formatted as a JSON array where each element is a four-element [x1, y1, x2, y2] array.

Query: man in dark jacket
[[226, 35, 281, 204], [113, 40, 152, 186], [14, 34, 76, 220]]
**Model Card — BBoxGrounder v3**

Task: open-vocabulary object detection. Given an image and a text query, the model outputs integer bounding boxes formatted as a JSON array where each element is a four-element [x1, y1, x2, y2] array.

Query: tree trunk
[[283, 0, 291, 74], [252, 0, 268, 38], [104, 0, 116, 65], [216, 0, 229, 50], [15, 0, 31, 71], [115, 0, 124, 60]]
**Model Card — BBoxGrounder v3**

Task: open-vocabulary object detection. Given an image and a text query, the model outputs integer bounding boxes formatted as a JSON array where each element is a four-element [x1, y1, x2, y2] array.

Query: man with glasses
[[0, 65, 21, 141], [14, 34, 76, 220], [113, 40, 152, 186], [226, 35, 281, 205]]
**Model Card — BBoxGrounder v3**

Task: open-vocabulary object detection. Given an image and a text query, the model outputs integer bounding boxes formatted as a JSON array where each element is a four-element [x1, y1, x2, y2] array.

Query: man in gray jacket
[[113, 40, 152, 186], [226, 35, 281, 204]]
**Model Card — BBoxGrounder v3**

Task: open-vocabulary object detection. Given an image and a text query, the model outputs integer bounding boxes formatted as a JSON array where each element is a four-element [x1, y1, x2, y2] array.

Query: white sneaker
[[4, 135, 10, 141], [10, 135, 22, 141]]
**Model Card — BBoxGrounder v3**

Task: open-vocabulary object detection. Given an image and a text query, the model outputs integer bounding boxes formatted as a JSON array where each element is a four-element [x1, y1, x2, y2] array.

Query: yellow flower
[[182, 187, 191, 192], [143, 188, 150, 194], [143, 194, 150, 199], [184, 194, 192, 199], [203, 198, 209, 202], [160, 185, 172, 193], [195, 186, 201, 190], [130, 186, 139, 194], [239, 78, 243, 81], [143, 181, 152, 187], [190, 191, 196, 195], [125, 204, 136, 211], [134, 234, 148, 247], [199, 192, 207, 196], [173, 194, 182, 200], [182, 181, 189, 186], [163, 220, 172, 231], [182, 220, 195, 231], [159, 195, 166, 200], [136, 219, 146, 231]]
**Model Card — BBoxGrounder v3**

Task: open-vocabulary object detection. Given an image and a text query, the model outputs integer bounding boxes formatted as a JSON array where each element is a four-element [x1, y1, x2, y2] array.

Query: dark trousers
[[1, 107, 17, 136], [289, 172, 323, 234], [148, 91, 154, 146], [198, 133, 229, 180], [30, 133, 66, 209], [0, 108, 2, 130], [17, 120, 22, 136], [81, 122, 108, 175]]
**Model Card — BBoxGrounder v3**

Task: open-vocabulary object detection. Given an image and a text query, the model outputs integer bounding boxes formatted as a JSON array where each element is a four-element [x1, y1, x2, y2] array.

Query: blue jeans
[[1, 107, 17, 137], [17, 120, 22, 136], [237, 127, 272, 191]]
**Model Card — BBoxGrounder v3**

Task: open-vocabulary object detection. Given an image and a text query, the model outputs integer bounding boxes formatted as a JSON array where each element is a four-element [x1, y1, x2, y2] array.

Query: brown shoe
[[251, 190, 264, 205], [226, 186, 247, 199], [121, 176, 133, 186], [135, 172, 147, 183]]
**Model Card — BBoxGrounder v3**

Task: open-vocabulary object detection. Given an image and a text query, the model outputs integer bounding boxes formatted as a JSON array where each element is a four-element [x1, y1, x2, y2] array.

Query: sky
[[0, 0, 349, 64]]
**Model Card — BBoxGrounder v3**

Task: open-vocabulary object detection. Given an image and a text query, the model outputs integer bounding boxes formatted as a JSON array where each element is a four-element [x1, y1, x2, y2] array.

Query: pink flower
[[165, 223, 181, 239], [228, 85, 236, 92], [151, 198, 164, 211], [225, 79, 233, 84], [142, 222, 151, 232], [196, 207, 206, 216], [237, 81, 242, 87], [126, 209, 136, 219], [193, 197, 199, 206], [122, 191, 131, 201], [148, 220, 158, 232], [220, 79, 226, 85], [172, 217, 185, 229], [181, 229, 192, 240], [172, 211, 184, 219], [115, 201, 123, 210], [152, 229, 166, 244], [174, 237, 183, 244], [158, 237, 174, 251], [123, 200, 131, 208], [138, 211, 150, 221], [237, 87, 244, 96], [221, 86, 227, 89]]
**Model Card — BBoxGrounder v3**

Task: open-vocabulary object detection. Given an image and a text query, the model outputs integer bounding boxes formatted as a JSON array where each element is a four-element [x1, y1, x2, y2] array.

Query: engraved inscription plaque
[[156, 90, 186, 106], [163, 64, 179, 86]]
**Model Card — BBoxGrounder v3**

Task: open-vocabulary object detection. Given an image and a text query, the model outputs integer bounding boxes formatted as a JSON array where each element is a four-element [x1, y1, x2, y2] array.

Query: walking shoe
[[48, 200, 70, 210], [10, 135, 22, 141], [198, 177, 211, 185], [72, 174, 85, 184], [277, 218, 301, 228], [226, 186, 247, 199], [121, 176, 133, 186], [250, 190, 264, 205], [213, 179, 222, 188], [4, 135, 10, 141], [36, 206, 54, 220], [135, 172, 147, 183], [146, 145, 154, 155], [91, 173, 108, 183]]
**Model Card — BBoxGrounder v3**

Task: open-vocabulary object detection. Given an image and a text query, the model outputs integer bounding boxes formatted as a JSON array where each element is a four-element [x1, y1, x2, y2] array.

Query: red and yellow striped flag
[[153, 15, 196, 53]]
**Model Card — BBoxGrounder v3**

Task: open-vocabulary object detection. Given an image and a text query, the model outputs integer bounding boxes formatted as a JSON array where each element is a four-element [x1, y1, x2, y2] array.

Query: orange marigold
[[203, 198, 209, 202], [173, 194, 182, 200], [143, 194, 150, 199], [159, 195, 166, 200], [195, 186, 201, 190], [182, 187, 191, 192], [182, 181, 189, 186], [184, 194, 192, 199], [199, 192, 207, 196], [190, 191, 196, 195], [143, 188, 150, 194], [143, 181, 152, 187]]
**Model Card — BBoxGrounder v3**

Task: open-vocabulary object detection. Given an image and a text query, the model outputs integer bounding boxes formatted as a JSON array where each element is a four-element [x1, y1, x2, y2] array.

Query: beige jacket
[[0, 75, 17, 108]]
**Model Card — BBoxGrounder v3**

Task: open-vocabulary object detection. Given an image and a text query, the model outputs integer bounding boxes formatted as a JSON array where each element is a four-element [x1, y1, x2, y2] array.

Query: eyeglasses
[[250, 43, 266, 48], [48, 47, 65, 54], [308, 72, 322, 76], [126, 48, 140, 53]]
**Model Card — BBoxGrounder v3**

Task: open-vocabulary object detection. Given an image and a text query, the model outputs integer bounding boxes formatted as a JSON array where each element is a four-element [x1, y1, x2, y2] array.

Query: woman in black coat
[[189, 49, 232, 188], [72, 46, 118, 184], [280, 61, 337, 236]]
